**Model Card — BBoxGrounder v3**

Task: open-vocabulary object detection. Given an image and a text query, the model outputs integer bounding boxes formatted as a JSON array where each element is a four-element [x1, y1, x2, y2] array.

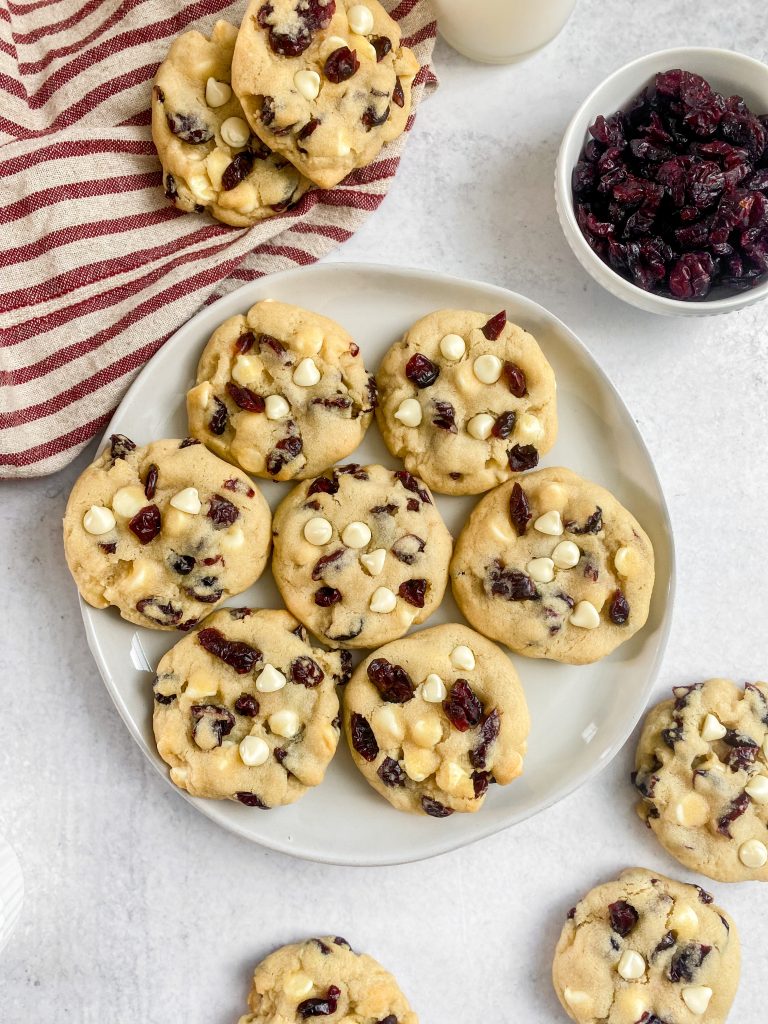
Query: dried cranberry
[[398, 578, 426, 607], [308, 473, 339, 496], [488, 561, 539, 602], [164, 173, 178, 200], [99, 542, 117, 554], [154, 691, 176, 705], [507, 444, 539, 471], [394, 470, 431, 504], [471, 771, 491, 798], [609, 900, 639, 936], [144, 463, 158, 499], [469, 709, 500, 769], [422, 796, 453, 818], [662, 720, 684, 748], [312, 548, 346, 581], [136, 597, 182, 626], [652, 931, 678, 958], [198, 627, 261, 674], [350, 713, 379, 762], [502, 361, 527, 397], [222, 151, 254, 191], [443, 679, 483, 732], [370, 35, 392, 61], [362, 103, 389, 129], [261, 95, 277, 124], [312, 395, 352, 412], [207, 494, 239, 528], [226, 382, 265, 412], [694, 885, 714, 904], [222, 478, 255, 498], [109, 434, 136, 460], [371, 503, 398, 517], [258, 333, 289, 361], [171, 554, 195, 575], [609, 589, 630, 624], [716, 791, 750, 836], [267, 434, 303, 475], [235, 331, 255, 354], [335, 650, 353, 685], [191, 704, 235, 748], [315, 587, 342, 606], [298, 986, 340, 1018], [128, 504, 161, 544], [166, 112, 213, 144], [391, 534, 425, 564], [669, 251, 715, 299], [492, 411, 516, 439], [209, 396, 228, 435], [584, 562, 599, 583], [406, 499, 419, 512], [392, 79, 404, 108], [290, 656, 324, 687], [377, 756, 406, 787], [234, 693, 260, 717], [565, 507, 603, 534], [482, 310, 506, 339], [508, 482, 531, 535], [179, 438, 200, 448], [236, 792, 269, 808], [432, 400, 457, 432], [405, 353, 439, 388], [297, 117, 320, 145], [367, 658, 414, 703], [324, 45, 359, 82], [669, 943, 711, 982]]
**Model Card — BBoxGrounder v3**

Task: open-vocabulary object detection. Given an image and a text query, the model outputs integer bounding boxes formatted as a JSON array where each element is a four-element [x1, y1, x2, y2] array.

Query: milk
[[435, 0, 577, 64]]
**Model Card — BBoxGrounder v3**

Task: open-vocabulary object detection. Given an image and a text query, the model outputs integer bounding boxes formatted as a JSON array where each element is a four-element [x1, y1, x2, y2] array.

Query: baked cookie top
[[552, 868, 740, 1024], [63, 436, 271, 631], [271, 463, 452, 648], [187, 299, 376, 480], [232, 0, 420, 189], [450, 467, 655, 664], [634, 678, 768, 882], [152, 21, 309, 226], [375, 309, 558, 495], [238, 936, 418, 1024], [153, 608, 348, 804], [343, 623, 530, 816]]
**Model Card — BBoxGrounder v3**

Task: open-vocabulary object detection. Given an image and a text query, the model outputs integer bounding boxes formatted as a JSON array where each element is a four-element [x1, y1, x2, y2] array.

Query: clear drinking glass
[[435, 0, 578, 64], [0, 834, 23, 955]]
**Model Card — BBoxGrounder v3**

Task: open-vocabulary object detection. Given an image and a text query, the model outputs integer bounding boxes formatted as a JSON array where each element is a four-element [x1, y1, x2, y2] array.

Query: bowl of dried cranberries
[[556, 48, 768, 315]]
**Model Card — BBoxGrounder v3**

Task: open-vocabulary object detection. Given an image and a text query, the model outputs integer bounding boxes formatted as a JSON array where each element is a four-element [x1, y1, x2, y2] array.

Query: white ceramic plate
[[82, 262, 674, 866]]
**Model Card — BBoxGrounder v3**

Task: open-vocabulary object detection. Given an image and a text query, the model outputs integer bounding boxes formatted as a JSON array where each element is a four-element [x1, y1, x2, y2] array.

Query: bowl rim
[[555, 46, 768, 314]]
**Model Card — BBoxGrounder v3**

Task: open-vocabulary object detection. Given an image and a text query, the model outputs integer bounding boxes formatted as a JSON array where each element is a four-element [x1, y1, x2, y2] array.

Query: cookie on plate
[[450, 467, 654, 664], [231, 0, 420, 189], [375, 308, 558, 495], [237, 936, 418, 1024], [343, 623, 530, 816], [63, 435, 271, 630], [153, 608, 348, 804], [271, 463, 452, 648], [152, 21, 309, 226], [187, 299, 376, 480], [552, 868, 740, 1024], [633, 678, 768, 882]]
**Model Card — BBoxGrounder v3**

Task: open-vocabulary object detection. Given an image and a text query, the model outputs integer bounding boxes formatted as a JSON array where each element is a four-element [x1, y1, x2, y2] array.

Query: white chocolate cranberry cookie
[[153, 608, 349, 805], [271, 463, 452, 648], [231, 0, 419, 189], [375, 308, 558, 496], [238, 936, 418, 1024], [343, 624, 530, 816], [152, 21, 309, 226], [553, 868, 740, 1024], [634, 678, 768, 882], [63, 435, 271, 630], [450, 467, 654, 664], [187, 300, 376, 480]]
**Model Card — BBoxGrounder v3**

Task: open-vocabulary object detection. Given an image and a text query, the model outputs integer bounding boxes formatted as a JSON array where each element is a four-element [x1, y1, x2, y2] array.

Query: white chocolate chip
[[294, 69, 321, 101], [563, 989, 592, 1013], [745, 775, 768, 802], [682, 986, 713, 1015], [739, 838, 767, 867], [268, 709, 300, 738], [83, 504, 116, 535], [342, 521, 371, 549], [370, 587, 397, 613], [668, 903, 699, 937], [421, 673, 447, 702], [162, 507, 189, 537], [205, 77, 232, 107], [614, 545, 633, 576], [360, 548, 386, 576], [294, 324, 323, 355], [126, 558, 154, 589], [701, 713, 727, 742], [467, 413, 495, 440], [170, 487, 201, 515], [473, 354, 503, 385], [283, 972, 314, 1001], [220, 525, 244, 551], [402, 744, 439, 782], [394, 398, 422, 427], [255, 664, 287, 693], [410, 716, 442, 748], [614, 991, 646, 1022], [440, 761, 472, 796], [239, 735, 269, 767], [617, 949, 645, 981], [111, 485, 147, 519], [304, 517, 333, 545], [517, 413, 544, 442], [265, 394, 290, 420], [673, 792, 709, 827], [231, 354, 259, 385], [371, 705, 405, 746], [323, 35, 348, 54], [534, 510, 563, 536], [292, 357, 321, 387], [347, 2, 374, 34], [220, 116, 250, 148], [440, 333, 466, 361], [570, 601, 600, 629], [187, 172, 215, 203], [185, 670, 218, 699], [335, 132, 351, 156], [450, 645, 475, 671], [551, 540, 580, 569], [526, 556, 555, 584]]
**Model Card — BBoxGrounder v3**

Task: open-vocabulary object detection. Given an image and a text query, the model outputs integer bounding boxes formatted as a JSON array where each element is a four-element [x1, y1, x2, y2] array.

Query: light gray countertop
[[2, 1, 768, 1019]]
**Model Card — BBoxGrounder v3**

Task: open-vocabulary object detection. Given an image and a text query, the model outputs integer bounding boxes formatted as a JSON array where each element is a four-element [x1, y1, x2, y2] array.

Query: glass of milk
[[0, 835, 23, 955], [435, 0, 578, 64]]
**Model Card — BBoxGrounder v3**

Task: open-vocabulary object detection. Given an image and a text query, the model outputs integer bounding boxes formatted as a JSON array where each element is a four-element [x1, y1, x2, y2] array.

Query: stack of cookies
[[150, 0, 419, 226]]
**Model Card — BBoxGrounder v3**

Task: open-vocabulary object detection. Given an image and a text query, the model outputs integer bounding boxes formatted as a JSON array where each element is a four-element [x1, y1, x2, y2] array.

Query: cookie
[[152, 21, 309, 227], [187, 299, 376, 480], [375, 308, 558, 495], [552, 868, 740, 1024], [450, 467, 654, 664], [271, 463, 452, 648], [343, 623, 530, 816], [63, 435, 271, 630], [237, 936, 418, 1024], [153, 608, 348, 804], [231, 0, 420, 189], [633, 678, 768, 882]]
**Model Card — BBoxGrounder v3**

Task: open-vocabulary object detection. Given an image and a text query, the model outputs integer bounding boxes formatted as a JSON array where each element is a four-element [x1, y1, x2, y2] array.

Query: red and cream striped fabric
[[0, 0, 437, 477]]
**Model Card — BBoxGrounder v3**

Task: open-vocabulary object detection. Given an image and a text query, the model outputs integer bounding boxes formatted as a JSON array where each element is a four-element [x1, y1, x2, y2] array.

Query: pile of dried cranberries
[[572, 69, 768, 299]]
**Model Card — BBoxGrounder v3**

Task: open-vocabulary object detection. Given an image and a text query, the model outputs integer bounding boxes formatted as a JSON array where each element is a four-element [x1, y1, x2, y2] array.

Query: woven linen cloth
[[0, 0, 437, 478]]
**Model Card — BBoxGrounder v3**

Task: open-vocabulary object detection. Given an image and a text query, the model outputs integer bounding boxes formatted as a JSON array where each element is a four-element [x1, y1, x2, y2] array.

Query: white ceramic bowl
[[555, 47, 768, 317]]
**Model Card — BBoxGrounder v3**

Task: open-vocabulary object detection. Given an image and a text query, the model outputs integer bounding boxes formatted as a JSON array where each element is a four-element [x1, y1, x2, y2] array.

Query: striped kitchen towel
[[0, 0, 437, 478]]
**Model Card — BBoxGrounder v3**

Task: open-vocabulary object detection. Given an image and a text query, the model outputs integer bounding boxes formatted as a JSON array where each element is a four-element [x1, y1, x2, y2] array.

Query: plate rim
[[80, 260, 677, 866]]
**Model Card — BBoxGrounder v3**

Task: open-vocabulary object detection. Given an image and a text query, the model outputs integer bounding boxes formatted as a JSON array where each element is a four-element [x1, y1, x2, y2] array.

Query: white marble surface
[[3, 2, 768, 1019]]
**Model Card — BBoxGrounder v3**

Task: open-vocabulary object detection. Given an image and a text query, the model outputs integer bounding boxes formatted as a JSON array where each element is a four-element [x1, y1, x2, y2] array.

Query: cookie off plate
[[81, 262, 674, 865]]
